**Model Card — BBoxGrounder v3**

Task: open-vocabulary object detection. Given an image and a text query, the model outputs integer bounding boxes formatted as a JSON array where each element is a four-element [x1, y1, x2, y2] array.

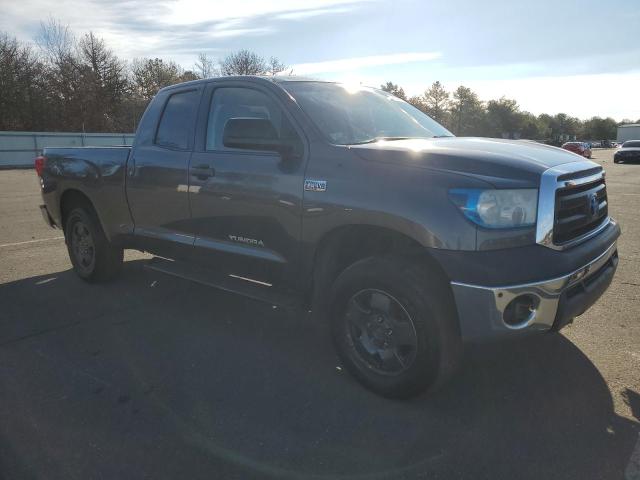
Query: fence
[[0, 131, 136, 168]]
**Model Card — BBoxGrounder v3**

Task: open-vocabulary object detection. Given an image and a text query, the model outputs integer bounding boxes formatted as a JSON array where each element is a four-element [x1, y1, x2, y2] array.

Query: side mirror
[[222, 118, 283, 153]]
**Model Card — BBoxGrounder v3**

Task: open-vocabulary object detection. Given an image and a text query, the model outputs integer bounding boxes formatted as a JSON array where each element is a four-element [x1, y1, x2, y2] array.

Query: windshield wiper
[[347, 135, 454, 145], [347, 136, 415, 145]]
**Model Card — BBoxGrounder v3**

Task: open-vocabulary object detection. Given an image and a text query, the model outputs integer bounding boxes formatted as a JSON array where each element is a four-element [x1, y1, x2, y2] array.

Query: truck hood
[[350, 137, 590, 187]]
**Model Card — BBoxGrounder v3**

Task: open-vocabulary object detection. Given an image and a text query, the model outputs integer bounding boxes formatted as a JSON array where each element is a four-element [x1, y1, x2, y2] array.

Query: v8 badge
[[304, 179, 327, 192]]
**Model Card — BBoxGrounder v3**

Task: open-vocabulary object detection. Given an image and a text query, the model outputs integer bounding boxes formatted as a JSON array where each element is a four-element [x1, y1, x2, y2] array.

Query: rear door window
[[155, 90, 200, 150]]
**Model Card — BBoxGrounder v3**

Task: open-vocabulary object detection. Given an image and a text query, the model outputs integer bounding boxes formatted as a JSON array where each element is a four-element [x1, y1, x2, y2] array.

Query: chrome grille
[[553, 175, 608, 245], [536, 161, 610, 250]]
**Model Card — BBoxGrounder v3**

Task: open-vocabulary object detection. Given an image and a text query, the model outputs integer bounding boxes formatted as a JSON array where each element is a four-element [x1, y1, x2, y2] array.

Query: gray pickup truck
[[36, 76, 620, 398]]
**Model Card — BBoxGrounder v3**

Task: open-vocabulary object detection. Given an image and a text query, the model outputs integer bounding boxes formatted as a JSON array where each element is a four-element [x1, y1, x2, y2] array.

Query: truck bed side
[[40, 146, 133, 242]]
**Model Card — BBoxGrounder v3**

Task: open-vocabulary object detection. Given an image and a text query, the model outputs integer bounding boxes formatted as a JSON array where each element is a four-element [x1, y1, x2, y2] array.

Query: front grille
[[553, 174, 608, 245]]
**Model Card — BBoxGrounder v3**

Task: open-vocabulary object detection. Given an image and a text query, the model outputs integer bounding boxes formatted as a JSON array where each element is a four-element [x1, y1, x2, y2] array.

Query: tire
[[64, 206, 123, 282], [330, 255, 462, 398]]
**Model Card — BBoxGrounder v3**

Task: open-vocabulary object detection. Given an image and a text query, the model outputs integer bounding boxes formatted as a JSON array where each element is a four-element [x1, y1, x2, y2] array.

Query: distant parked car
[[562, 141, 592, 158], [601, 140, 617, 148], [614, 140, 640, 164]]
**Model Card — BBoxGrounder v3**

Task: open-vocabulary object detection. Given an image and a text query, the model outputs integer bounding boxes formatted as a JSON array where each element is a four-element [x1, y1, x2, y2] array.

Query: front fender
[[301, 143, 489, 252]]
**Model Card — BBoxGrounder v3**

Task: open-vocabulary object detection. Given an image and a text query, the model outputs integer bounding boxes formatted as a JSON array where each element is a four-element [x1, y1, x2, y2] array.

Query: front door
[[189, 83, 307, 288]]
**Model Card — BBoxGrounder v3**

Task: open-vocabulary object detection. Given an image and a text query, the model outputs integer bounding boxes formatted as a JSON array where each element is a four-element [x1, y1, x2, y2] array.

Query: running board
[[145, 257, 302, 309]]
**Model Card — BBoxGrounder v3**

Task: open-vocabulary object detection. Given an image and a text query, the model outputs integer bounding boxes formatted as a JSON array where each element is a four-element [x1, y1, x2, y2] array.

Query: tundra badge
[[228, 235, 265, 247], [304, 179, 327, 192]]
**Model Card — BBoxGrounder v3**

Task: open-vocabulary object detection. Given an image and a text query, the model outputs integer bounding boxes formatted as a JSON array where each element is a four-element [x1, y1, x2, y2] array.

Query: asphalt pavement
[[0, 149, 638, 479]]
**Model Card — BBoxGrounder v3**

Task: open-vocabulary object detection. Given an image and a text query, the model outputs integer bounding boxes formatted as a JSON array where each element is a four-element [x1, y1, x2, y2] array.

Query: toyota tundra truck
[[35, 76, 620, 398]]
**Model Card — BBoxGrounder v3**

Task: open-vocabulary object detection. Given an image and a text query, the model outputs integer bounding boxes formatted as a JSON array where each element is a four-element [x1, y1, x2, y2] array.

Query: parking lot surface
[[1, 149, 639, 479]]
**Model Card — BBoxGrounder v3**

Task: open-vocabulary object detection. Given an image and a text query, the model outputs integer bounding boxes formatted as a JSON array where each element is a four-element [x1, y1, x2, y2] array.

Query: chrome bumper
[[451, 242, 618, 341]]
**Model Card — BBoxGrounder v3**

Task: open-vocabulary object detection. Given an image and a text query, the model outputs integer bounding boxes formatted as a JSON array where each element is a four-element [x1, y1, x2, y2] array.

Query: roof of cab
[[158, 75, 333, 93]]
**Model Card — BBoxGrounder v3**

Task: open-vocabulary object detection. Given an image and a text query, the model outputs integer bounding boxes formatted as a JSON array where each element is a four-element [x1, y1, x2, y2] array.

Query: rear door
[[126, 87, 202, 258], [188, 81, 307, 288]]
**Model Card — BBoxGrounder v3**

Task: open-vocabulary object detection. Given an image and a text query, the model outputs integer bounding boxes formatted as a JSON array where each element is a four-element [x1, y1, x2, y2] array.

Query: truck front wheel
[[65, 206, 123, 282], [330, 256, 462, 398]]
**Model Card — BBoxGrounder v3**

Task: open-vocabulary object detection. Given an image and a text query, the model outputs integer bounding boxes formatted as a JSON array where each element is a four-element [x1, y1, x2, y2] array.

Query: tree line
[[0, 19, 288, 133], [381, 81, 635, 143], [1, 19, 636, 139]]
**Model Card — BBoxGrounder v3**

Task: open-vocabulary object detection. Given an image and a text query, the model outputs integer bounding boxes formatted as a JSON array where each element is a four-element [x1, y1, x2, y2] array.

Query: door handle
[[192, 164, 215, 180]]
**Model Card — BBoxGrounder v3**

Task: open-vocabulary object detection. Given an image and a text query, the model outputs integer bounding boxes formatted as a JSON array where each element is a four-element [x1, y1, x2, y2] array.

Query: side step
[[145, 257, 303, 309]]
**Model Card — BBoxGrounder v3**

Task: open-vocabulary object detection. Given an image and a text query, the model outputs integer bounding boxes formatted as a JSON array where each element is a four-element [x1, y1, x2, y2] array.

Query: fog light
[[503, 294, 538, 327]]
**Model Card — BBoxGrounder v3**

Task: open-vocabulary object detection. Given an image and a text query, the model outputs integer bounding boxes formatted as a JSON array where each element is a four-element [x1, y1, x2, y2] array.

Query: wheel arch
[[60, 189, 99, 235], [307, 224, 452, 313]]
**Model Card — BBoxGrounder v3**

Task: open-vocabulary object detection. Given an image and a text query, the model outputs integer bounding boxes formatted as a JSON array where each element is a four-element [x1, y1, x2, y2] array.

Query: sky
[[1, 0, 639, 120]]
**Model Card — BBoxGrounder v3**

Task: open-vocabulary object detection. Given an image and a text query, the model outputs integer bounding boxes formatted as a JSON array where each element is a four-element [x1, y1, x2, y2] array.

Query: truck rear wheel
[[65, 206, 123, 282], [330, 256, 462, 398]]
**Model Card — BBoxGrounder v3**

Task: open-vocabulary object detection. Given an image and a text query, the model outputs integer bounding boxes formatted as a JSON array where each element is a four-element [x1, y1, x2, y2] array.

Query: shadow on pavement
[[0, 260, 638, 479]]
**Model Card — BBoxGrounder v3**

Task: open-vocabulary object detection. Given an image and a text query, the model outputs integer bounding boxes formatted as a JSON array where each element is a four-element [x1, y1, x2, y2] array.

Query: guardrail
[[0, 131, 135, 168]]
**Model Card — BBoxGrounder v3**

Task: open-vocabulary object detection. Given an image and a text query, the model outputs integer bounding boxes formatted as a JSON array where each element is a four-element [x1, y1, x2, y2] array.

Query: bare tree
[[36, 17, 75, 65], [131, 57, 183, 100], [194, 52, 217, 78], [267, 56, 287, 76], [0, 34, 47, 130], [78, 32, 129, 131], [35, 18, 87, 131], [220, 49, 267, 76]]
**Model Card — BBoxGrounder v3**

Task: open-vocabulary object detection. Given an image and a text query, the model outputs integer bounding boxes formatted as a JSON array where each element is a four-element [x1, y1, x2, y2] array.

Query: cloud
[[291, 52, 442, 74], [158, 0, 370, 26], [275, 6, 356, 20], [0, 0, 372, 65], [207, 27, 276, 39]]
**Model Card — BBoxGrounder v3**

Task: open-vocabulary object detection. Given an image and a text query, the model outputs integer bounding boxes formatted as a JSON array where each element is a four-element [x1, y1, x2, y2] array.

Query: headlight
[[448, 188, 538, 229]]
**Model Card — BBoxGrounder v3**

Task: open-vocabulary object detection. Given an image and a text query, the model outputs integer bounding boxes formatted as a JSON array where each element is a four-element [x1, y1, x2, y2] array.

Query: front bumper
[[451, 242, 618, 341]]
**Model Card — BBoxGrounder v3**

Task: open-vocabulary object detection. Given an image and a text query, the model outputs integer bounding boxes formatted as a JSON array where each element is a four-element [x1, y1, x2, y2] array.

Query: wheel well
[[309, 225, 448, 310], [60, 189, 94, 233]]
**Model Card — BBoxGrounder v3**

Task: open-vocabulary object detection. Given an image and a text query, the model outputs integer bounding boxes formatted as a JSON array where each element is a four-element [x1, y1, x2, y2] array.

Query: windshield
[[281, 82, 453, 145], [623, 140, 640, 148]]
